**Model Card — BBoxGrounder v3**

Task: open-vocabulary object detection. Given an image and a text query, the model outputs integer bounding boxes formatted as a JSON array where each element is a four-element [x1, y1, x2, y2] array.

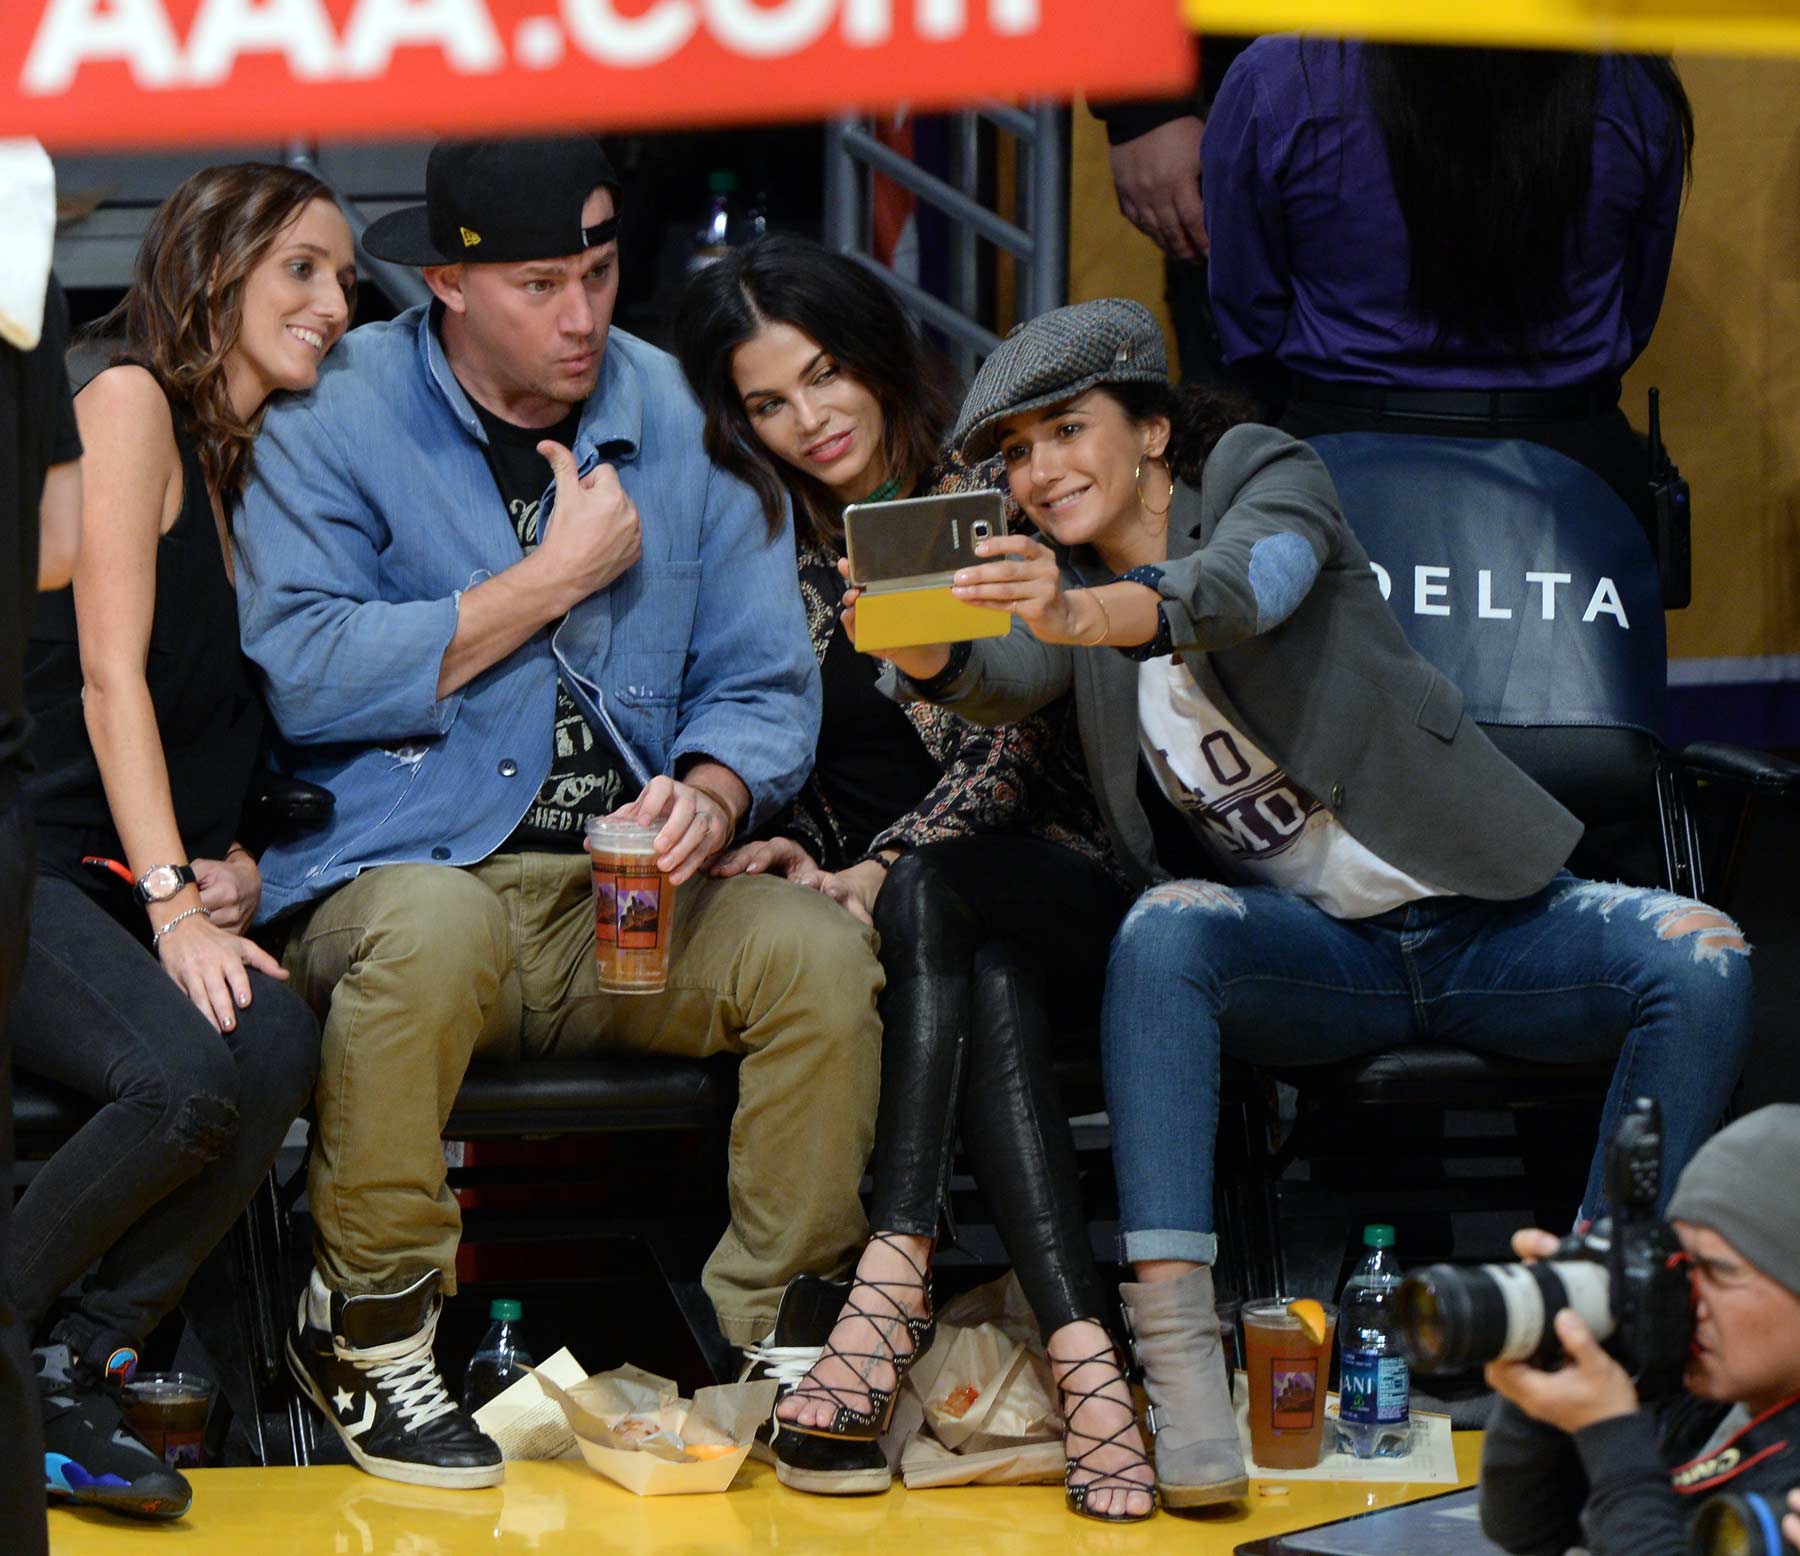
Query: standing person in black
[[3, 246, 84, 1556], [1090, 35, 1257, 387], [13, 163, 351, 1522], [677, 236, 1153, 1523]]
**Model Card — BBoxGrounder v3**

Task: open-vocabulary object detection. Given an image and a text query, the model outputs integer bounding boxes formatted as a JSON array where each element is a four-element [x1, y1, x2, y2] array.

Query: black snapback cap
[[362, 136, 622, 267]]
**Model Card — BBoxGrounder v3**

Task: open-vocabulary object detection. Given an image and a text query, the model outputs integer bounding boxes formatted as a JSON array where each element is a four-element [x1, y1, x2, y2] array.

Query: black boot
[[286, 1268, 503, 1489]]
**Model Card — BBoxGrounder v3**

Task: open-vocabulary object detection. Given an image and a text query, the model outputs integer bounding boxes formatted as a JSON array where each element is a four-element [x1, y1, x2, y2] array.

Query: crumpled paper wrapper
[[539, 1364, 778, 1495], [899, 1431, 1065, 1488], [895, 1272, 1064, 1485]]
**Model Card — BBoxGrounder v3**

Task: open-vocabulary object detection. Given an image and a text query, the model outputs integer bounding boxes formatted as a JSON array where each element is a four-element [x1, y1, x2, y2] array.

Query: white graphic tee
[[1138, 656, 1446, 919]]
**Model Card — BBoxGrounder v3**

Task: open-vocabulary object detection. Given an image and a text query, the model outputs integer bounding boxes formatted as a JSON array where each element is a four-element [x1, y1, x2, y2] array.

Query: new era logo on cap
[[460, 227, 481, 248]]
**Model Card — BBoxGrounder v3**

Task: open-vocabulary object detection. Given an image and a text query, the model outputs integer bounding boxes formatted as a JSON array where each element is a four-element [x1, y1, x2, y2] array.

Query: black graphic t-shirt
[[472, 400, 637, 853]]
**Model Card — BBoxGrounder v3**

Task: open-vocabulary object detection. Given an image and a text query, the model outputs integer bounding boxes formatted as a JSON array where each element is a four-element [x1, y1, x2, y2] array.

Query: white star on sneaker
[[334, 1387, 355, 1415]]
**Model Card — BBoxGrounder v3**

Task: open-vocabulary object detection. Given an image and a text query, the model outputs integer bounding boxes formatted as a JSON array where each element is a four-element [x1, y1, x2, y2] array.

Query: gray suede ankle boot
[[1119, 1267, 1249, 1507]]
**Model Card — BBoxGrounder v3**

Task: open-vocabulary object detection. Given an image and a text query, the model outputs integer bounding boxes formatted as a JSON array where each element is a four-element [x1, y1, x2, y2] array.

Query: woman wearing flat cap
[[864, 297, 1754, 1509]]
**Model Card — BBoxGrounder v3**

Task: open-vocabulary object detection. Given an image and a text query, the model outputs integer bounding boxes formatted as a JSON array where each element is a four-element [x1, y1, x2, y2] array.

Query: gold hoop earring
[[1135, 457, 1174, 520]]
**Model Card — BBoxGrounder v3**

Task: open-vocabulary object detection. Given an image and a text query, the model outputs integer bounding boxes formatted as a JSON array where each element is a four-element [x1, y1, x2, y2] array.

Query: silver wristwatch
[[133, 862, 197, 905]]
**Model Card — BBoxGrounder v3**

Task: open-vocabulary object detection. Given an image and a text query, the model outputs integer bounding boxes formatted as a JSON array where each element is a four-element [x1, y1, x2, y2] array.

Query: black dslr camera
[[1395, 1097, 1694, 1400]]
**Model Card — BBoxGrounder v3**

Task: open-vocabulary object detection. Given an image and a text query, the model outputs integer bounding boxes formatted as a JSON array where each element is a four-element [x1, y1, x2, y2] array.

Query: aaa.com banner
[[1, 0, 1195, 149], [1186, 0, 1800, 56]]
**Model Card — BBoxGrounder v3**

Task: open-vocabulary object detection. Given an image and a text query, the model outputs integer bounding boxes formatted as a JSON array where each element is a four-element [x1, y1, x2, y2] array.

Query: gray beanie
[[1666, 1104, 1800, 1297], [951, 298, 1168, 461]]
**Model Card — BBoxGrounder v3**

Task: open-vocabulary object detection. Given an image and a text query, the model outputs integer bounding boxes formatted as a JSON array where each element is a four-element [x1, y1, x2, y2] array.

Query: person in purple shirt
[[1203, 39, 1693, 528]]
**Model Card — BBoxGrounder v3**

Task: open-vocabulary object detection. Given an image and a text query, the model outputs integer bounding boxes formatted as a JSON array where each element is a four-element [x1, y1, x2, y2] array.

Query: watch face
[[142, 865, 184, 902]]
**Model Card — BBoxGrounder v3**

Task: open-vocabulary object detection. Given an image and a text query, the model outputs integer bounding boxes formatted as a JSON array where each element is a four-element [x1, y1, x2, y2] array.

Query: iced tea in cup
[[120, 1372, 213, 1468], [585, 818, 678, 994], [1242, 1299, 1337, 1469]]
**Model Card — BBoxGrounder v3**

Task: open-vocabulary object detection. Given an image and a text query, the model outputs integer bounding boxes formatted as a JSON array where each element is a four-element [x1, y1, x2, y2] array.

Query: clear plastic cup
[[1242, 1299, 1338, 1469], [120, 1372, 213, 1468], [585, 818, 678, 994], [1215, 1294, 1243, 1376]]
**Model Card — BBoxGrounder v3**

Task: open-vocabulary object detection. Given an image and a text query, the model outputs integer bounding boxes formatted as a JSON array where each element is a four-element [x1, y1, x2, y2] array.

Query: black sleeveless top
[[24, 385, 262, 886]]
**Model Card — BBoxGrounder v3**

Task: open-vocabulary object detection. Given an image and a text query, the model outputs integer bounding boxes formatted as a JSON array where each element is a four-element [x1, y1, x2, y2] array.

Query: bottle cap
[[707, 169, 738, 194], [490, 1298, 523, 1321], [1363, 1223, 1395, 1248]]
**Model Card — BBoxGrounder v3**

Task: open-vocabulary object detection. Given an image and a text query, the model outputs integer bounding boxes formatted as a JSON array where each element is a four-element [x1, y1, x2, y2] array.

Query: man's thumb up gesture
[[535, 440, 641, 603]]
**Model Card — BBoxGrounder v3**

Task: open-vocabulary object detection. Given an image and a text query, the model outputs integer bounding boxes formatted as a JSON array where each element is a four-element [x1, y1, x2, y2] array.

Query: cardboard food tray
[[539, 1364, 778, 1496]]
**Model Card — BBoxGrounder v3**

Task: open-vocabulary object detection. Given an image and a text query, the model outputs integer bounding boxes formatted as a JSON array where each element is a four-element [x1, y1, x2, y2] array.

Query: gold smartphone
[[843, 490, 1013, 653]]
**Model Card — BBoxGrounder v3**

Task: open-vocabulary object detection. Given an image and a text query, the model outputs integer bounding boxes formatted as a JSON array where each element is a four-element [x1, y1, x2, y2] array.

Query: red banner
[[1, 0, 1194, 149]]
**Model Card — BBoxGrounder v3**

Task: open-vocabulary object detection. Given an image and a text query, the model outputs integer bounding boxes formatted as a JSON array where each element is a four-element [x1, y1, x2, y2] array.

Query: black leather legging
[[868, 836, 1130, 1339]]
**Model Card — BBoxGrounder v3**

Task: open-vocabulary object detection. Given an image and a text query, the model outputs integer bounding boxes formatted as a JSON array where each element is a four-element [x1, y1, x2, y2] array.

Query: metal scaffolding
[[824, 104, 1066, 379]]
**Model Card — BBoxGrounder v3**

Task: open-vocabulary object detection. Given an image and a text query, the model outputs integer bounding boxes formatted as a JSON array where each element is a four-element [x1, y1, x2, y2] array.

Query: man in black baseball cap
[[236, 137, 879, 1492], [363, 135, 624, 416]]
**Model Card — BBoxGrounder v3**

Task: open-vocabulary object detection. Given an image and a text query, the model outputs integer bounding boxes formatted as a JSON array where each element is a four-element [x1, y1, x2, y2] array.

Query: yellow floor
[[46, 1435, 1481, 1555]]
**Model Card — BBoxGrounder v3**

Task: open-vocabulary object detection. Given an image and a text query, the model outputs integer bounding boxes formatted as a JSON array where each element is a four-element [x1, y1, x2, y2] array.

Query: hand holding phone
[[842, 490, 1014, 653], [833, 558, 955, 679]]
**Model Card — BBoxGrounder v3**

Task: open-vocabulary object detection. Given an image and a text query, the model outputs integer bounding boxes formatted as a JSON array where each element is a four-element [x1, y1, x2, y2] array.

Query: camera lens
[[1397, 1261, 1615, 1373], [1398, 1266, 1510, 1373]]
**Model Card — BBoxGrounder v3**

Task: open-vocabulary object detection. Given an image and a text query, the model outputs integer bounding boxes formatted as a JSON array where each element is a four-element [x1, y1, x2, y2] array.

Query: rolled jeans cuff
[[1120, 1228, 1218, 1266]]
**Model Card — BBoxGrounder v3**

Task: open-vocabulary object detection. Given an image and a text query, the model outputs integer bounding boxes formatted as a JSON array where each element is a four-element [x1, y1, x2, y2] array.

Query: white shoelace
[[740, 1339, 825, 1389], [336, 1310, 459, 1433]]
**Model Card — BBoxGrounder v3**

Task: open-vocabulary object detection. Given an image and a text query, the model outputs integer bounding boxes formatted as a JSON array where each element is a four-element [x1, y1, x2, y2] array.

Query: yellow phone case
[[852, 585, 1012, 654]]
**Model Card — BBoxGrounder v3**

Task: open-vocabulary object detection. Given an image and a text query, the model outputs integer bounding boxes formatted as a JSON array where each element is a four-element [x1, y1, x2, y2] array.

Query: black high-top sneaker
[[744, 1274, 891, 1494], [37, 1337, 192, 1520], [285, 1268, 503, 1489]]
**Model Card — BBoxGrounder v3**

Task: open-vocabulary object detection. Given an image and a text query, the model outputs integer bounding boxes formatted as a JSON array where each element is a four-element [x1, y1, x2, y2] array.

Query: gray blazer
[[895, 424, 1581, 899]]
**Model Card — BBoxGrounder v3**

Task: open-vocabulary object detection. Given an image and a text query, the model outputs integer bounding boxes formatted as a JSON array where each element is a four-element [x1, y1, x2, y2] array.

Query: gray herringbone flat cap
[[952, 298, 1168, 460]]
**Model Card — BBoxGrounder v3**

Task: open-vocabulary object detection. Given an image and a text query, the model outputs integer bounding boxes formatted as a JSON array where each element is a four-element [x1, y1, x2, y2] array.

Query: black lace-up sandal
[[777, 1232, 935, 1442], [1052, 1340, 1158, 1524]]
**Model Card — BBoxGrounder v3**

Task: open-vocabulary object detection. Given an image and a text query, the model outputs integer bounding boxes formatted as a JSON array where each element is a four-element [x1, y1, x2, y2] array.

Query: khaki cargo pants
[[282, 853, 884, 1345]]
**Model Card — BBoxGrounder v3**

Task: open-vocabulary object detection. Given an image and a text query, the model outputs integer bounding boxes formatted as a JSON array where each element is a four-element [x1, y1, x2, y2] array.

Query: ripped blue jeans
[[1102, 872, 1753, 1266]]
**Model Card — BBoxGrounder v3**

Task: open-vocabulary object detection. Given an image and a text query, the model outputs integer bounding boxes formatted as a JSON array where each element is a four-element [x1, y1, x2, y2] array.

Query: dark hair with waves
[[90, 161, 347, 499], [1091, 380, 1262, 490], [674, 233, 957, 545], [1360, 46, 1693, 350]]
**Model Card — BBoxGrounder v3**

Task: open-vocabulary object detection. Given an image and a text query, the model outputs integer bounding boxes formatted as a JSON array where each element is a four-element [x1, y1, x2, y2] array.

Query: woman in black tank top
[[11, 164, 355, 1522]]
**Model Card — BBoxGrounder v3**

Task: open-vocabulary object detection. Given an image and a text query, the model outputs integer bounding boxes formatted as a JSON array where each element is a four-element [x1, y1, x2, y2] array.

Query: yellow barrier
[[1186, 1, 1800, 59]]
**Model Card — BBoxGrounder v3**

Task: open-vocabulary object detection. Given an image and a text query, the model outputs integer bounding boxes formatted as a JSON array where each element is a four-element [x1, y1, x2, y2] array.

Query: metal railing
[[285, 140, 432, 313], [824, 104, 1066, 378]]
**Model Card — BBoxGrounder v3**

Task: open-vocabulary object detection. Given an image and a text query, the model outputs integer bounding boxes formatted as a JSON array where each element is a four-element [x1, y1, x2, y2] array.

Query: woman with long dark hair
[[676, 236, 1155, 1522], [1203, 40, 1693, 526], [881, 297, 1751, 1512], [14, 163, 351, 1521]]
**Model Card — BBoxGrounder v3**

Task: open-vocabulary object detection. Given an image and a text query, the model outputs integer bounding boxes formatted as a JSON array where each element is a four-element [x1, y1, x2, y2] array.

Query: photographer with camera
[[1475, 1105, 1800, 1556]]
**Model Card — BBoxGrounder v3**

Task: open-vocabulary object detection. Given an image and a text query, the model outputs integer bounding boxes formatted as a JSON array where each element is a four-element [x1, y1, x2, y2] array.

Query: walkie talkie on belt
[[1648, 387, 1691, 610]]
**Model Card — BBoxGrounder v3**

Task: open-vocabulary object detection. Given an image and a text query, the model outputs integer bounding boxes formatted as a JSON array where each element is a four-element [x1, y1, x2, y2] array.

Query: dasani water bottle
[[462, 1298, 535, 1413], [1336, 1224, 1411, 1458]]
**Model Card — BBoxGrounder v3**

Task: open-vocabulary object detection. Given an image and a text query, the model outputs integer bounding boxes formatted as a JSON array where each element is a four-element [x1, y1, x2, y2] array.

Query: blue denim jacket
[[235, 304, 819, 923]]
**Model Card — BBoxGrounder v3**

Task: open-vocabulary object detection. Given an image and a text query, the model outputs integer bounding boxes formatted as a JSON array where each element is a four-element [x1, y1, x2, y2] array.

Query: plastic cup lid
[[584, 817, 659, 850]]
